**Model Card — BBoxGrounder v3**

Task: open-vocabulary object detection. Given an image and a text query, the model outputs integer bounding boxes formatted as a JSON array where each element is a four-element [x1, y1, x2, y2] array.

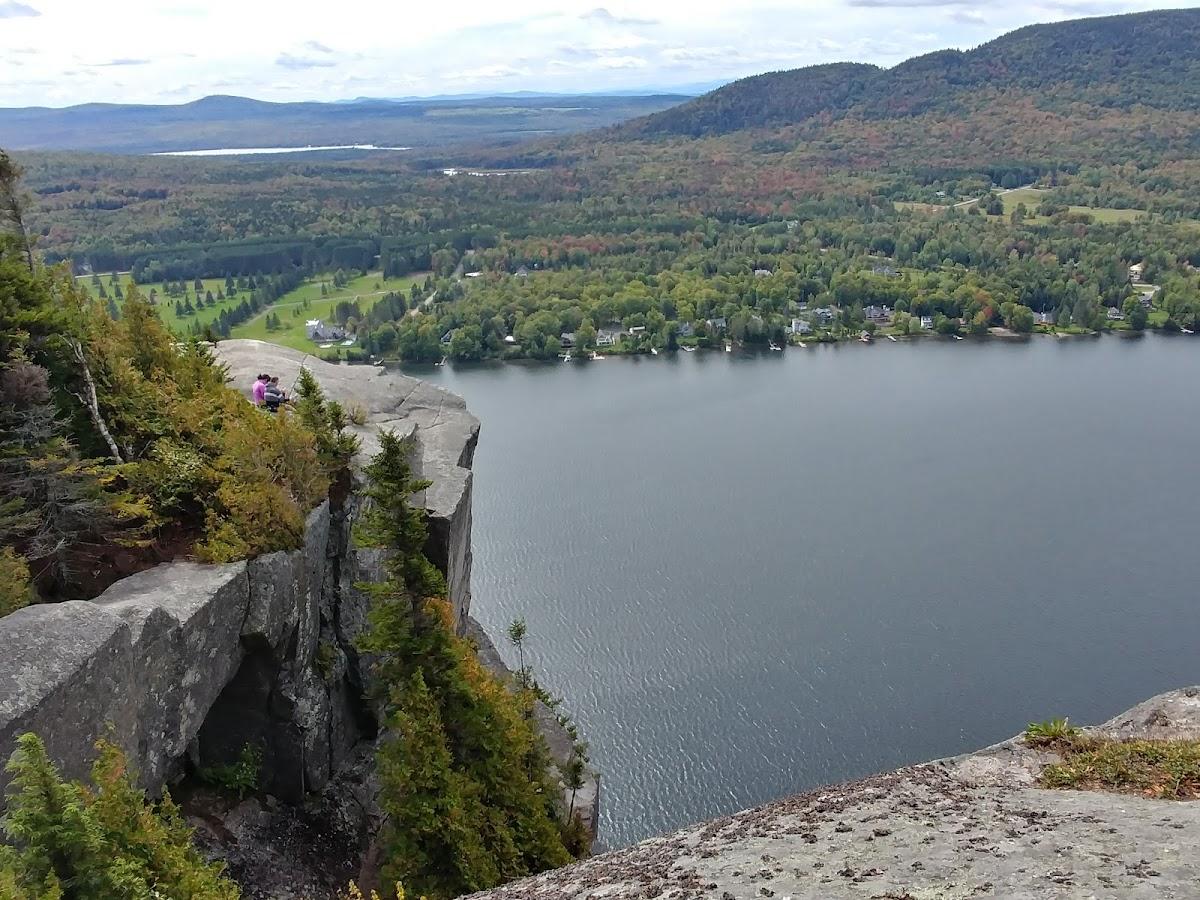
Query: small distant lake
[[152, 144, 411, 157], [419, 336, 1200, 849]]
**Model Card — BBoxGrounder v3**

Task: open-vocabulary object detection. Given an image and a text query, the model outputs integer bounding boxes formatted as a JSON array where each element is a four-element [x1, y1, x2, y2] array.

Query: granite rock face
[[216, 341, 479, 627], [467, 687, 1200, 900], [0, 346, 481, 804]]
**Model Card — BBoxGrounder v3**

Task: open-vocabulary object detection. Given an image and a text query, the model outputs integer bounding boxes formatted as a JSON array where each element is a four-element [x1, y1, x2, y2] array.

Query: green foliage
[[1024, 717, 1079, 746], [315, 640, 337, 679], [0, 209, 330, 591], [293, 368, 360, 471], [0, 547, 32, 618], [355, 433, 571, 900], [0, 734, 239, 899], [1039, 735, 1200, 799], [355, 431, 444, 602], [197, 745, 261, 800]]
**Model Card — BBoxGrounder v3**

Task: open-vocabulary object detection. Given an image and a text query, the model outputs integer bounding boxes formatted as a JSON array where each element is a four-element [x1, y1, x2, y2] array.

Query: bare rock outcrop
[[467, 687, 1200, 900]]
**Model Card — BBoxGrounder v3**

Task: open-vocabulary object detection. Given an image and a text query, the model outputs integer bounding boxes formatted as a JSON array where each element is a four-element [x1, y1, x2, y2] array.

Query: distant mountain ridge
[[623, 8, 1200, 138], [0, 92, 692, 154]]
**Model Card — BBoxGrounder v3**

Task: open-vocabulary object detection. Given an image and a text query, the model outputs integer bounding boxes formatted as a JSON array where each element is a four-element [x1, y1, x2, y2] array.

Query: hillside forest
[[13, 12, 1200, 362]]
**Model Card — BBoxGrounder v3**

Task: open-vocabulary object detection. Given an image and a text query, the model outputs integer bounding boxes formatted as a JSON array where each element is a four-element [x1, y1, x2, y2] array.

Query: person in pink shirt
[[252, 373, 268, 406]]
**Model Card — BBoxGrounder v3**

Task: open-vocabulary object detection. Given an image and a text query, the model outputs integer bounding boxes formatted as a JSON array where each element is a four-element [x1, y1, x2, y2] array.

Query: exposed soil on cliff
[[182, 783, 365, 899]]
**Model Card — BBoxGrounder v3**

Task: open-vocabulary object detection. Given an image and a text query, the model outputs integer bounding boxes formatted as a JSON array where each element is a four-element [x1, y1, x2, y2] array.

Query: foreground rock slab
[[467, 688, 1200, 900]]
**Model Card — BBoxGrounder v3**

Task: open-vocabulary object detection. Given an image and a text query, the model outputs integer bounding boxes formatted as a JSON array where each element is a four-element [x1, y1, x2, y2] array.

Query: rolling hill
[[0, 92, 692, 154], [622, 8, 1200, 137]]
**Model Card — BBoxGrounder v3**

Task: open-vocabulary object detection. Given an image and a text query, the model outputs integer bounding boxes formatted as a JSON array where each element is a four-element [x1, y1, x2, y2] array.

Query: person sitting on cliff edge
[[252, 373, 268, 407], [263, 375, 288, 413]]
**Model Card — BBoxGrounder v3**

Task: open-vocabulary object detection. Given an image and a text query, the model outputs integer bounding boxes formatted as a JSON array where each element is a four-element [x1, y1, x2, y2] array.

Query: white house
[[789, 318, 812, 335], [919, 316, 934, 330], [1129, 261, 1145, 282]]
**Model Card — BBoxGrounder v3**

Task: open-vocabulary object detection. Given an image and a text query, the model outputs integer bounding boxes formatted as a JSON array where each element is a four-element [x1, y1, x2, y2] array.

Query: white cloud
[[0, 0, 1195, 105], [0, 1, 39, 18]]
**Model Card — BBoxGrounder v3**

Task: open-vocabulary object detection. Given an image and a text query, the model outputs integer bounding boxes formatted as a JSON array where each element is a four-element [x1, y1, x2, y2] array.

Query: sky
[[1, 0, 1192, 107]]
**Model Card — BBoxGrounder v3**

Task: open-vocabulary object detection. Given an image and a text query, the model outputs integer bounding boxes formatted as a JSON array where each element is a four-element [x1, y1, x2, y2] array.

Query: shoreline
[[357, 325, 1190, 371]]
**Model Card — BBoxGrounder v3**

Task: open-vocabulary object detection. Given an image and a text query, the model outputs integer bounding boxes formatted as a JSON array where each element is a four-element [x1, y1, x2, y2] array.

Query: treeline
[[182, 269, 306, 339], [353, 207, 1200, 362]]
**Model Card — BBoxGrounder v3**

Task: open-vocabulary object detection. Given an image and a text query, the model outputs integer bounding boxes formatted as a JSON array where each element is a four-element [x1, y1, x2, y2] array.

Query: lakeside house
[[560, 332, 576, 348], [864, 305, 891, 322], [305, 319, 345, 342], [919, 315, 934, 330], [1128, 261, 1145, 282], [597, 324, 626, 346], [706, 316, 728, 332], [788, 318, 812, 335], [1035, 311, 1054, 325], [1107, 306, 1125, 321], [677, 322, 694, 338], [441, 330, 454, 344], [813, 307, 835, 324]]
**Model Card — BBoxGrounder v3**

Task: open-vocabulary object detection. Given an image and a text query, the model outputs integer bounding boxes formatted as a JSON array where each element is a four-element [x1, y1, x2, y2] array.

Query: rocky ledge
[[468, 688, 1200, 900], [216, 340, 480, 623]]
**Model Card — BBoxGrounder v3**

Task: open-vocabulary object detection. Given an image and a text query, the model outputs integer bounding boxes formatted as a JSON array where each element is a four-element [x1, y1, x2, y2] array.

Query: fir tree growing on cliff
[[0, 734, 239, 899], [356, 430, 572, 900]]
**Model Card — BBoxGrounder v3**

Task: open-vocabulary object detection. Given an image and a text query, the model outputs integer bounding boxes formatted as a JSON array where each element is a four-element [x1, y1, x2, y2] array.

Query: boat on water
[[561, 352, 572, 362], [1183, 327, 1195, 334], [768, 341, 782, 351], [724, 341, 732, 353], [797, 341, 808, 348], [650, 347, 659, 355], [859, 331, 873, 344], [886, 334, 898, 342], [954, 334, 964, 341], [589, 351, 606, 360], [681, 345, 696, 352]]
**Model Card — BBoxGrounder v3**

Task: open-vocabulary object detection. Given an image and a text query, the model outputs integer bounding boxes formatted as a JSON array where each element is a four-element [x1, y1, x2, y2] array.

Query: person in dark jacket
[[263, 376, 286, 412]]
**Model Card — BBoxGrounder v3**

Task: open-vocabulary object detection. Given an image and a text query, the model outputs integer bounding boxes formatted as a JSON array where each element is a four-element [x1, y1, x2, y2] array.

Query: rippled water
[[418, 337, 1200, 849]]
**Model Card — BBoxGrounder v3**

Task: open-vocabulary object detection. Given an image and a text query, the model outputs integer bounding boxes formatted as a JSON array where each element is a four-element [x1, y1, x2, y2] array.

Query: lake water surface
[[419, 337, 1200, 848], [152, 144, 411, 156]]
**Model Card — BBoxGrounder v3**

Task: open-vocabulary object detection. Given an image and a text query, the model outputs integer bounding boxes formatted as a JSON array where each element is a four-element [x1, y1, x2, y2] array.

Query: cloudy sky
[[1, 0, 1190, 107]]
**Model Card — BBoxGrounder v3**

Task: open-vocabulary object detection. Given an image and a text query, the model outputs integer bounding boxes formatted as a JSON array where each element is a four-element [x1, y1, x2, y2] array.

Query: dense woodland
[[12, 11, 1200, 365]]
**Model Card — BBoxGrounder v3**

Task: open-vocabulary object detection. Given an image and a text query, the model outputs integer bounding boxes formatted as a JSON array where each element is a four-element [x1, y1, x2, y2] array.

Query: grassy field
[[231, 271, 427, 353], [997, 187, 1146, 223], [77, 274, 245, 333]]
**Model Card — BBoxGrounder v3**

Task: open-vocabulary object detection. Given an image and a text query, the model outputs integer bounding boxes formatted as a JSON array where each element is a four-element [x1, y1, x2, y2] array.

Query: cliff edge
[[468, 688, 1200, 899]]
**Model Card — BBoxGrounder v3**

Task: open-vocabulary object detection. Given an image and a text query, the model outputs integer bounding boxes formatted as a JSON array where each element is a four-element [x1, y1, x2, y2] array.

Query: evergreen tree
[[356, 432, 572, 899], [0, 734, 239, 899]]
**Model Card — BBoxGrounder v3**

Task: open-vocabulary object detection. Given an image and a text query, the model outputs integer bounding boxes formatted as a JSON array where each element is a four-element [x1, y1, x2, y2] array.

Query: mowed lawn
[[77, 274, 247, 333], [231, 272, 427, 353]]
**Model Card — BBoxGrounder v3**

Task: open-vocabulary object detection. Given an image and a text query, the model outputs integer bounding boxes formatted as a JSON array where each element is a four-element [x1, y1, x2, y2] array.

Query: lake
[[152, 144, 411, 156], [418, 336, 1200, 849]]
